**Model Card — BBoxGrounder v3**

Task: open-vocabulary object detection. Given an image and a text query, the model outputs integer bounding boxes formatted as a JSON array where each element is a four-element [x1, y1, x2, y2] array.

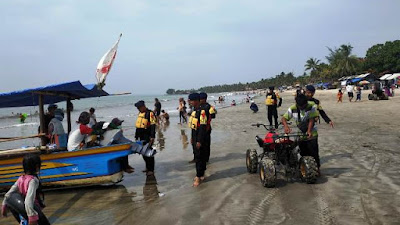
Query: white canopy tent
[[379, 74, 392, 80], [385, 73, 400, 80]]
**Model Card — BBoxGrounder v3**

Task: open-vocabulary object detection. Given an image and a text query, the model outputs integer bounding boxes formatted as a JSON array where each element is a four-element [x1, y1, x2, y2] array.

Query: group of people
[[264, 85, 334, 176], [187, 92, 216, 187], [345, 83, 362, 102]]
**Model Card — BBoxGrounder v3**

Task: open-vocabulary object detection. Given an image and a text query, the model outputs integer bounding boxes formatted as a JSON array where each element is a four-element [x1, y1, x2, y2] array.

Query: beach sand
[[2, 89, 400, 225]]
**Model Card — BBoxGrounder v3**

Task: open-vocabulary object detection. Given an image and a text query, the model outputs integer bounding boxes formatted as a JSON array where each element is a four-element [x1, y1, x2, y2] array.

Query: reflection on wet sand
[[43, 185, 137, 224], [143, 175, 160, 202], [156, 128, 165, 151], [180, 129, 189, 150]]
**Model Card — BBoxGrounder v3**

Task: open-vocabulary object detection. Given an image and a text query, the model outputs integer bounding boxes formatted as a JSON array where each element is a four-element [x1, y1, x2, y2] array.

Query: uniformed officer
[[199, 92, 216, 163], [188, 93, 209, 187], [265, 86, 282, 128], [134, 100, 157, 176]]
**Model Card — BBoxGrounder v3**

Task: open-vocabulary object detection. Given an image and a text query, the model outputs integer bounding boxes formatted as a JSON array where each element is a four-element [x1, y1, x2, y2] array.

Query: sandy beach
[[2, 89, 400, 225]]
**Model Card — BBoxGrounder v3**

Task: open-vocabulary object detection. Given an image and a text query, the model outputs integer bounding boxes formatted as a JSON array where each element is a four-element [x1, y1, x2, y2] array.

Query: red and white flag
[[96, 33, 122, 89]]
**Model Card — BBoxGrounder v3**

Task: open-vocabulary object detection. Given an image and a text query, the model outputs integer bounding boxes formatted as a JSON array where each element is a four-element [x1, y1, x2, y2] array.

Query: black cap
[[269, 86, 274, 90], [134, 100, 145, 108], [48, 104, 58, 110], [111, 118, 124, 126], [306, 85, 316, 93], [199, 92, 208, 100], [188, 93, 200, 101]]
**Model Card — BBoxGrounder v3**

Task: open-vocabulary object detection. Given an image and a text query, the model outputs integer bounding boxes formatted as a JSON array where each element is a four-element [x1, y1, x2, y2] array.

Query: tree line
[[166, 40, 400, 94]]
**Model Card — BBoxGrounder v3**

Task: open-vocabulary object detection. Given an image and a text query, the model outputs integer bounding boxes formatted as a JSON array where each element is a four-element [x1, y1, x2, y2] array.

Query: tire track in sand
[[246, 188, 279, 225], [311, 185, 336, 225]]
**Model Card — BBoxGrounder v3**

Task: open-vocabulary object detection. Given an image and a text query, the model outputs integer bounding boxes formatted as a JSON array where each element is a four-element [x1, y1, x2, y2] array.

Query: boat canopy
[[0, 81, 108, 108]]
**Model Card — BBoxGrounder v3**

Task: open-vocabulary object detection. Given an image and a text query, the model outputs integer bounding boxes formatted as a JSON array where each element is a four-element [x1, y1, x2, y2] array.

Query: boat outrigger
[[0, 81, 139, 191]]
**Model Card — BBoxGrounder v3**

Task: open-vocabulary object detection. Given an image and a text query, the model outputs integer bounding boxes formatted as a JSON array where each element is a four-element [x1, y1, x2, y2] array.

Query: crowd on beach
[[1, 91, 219, 223], [3, 82, 398, 224]]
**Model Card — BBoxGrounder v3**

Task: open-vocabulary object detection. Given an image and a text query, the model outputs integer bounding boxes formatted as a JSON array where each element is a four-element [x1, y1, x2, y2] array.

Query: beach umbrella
[[359, 80, 370, 85]]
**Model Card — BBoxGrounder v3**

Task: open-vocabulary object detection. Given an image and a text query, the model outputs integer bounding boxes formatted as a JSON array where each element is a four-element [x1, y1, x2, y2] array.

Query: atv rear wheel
[[259, 158, 276, 188], [299, 156, 318, 184], [246, 149, 258, 173]]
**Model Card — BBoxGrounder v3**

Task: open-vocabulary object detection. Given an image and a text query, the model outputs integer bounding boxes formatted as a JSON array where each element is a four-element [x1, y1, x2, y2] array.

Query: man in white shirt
[[346, 83, 354, 102]]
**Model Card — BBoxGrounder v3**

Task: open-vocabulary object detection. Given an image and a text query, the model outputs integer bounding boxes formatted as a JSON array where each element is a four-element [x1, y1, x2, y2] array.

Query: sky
[[0, 0, 399, 95]]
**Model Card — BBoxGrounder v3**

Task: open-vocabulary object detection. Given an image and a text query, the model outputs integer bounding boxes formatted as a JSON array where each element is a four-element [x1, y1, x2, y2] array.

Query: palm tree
[[305, 58, 321, 73], [326, 44, 360, 78]]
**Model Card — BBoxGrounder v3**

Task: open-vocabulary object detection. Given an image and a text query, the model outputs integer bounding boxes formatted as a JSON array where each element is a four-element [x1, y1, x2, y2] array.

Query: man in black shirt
[[305, 85, 334, 128]]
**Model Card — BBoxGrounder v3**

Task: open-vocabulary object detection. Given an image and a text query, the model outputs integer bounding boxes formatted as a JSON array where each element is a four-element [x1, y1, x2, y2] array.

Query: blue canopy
[[0, 81, 108, 108], [351, 78, 362, 83]]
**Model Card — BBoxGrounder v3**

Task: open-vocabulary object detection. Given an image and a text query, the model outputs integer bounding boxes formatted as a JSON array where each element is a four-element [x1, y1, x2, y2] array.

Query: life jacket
[[188, 111, 199, 130], [189, 109, 207, 130], [136, 110, 156, 129], [265, 92, 278, 105]]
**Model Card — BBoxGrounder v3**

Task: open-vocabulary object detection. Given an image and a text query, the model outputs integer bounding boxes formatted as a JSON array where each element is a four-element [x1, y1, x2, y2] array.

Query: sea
[[0, 92, 258, 150]]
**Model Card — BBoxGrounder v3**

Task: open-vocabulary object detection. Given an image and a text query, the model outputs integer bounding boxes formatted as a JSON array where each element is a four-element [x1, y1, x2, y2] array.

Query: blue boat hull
[[0, 144, 133, 190]]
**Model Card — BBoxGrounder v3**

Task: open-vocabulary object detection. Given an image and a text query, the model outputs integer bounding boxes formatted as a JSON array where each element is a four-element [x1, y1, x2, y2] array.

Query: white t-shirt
[[67, 128, 86, 151], [346, 85, 354, 93]]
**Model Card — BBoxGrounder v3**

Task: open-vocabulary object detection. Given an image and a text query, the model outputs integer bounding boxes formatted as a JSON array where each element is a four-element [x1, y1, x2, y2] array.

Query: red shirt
[[79, 124, 93, 135]]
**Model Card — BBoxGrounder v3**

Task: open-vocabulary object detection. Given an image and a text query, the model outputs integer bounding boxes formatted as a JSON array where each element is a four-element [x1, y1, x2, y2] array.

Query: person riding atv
[[281, 94, 321, 175], [369, 81, 389, 100]]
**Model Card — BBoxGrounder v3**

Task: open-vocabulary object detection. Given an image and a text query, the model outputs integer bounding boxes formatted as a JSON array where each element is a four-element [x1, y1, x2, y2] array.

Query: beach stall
[[0, 81, 136, 190]]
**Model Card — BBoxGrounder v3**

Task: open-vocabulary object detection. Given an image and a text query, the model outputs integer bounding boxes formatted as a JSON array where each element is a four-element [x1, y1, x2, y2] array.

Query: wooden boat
[[0, 81, 134, 191]]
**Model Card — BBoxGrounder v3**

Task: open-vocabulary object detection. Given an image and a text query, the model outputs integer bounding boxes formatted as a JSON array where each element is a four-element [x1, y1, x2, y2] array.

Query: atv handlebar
[[251, 122, 292, 130]]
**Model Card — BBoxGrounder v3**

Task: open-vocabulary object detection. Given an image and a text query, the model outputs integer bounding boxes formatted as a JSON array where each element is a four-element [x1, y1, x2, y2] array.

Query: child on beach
[[337, 89, 343, 103], [2, 154, 49, 225], [355, 86, 362, 101]]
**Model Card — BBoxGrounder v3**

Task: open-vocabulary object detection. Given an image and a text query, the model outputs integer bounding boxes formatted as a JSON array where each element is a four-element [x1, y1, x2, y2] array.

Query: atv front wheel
[[246, 149, 258, 173], [259, 158, 276, 188], [299, 156, 318, 184]]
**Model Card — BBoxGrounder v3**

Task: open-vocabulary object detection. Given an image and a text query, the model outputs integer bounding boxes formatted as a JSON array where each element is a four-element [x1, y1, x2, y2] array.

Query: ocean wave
[[0, 122, 38, 130]]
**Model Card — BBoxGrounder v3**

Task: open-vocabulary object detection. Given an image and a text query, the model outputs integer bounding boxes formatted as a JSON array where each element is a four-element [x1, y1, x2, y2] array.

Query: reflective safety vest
[[265, 92, 280, 106], [136, 111, 157, 129], [189, 109, 207, 130], [209, 106, 216, 119]]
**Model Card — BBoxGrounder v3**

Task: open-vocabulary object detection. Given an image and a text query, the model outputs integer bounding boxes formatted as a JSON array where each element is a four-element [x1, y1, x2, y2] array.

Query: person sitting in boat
[[67, 112, 94, 151], [38, 104, 58, 145], [48, 109, 67, 149], [100, 118, 135, 173]]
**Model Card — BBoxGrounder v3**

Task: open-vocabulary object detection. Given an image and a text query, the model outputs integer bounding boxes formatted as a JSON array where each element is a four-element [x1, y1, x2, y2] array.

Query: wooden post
[[67, 98, 72, 134], [38, 95, 46, 146]]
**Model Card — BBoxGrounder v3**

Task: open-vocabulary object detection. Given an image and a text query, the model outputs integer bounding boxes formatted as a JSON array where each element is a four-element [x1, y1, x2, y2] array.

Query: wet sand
[[2, 90, 400, 225]]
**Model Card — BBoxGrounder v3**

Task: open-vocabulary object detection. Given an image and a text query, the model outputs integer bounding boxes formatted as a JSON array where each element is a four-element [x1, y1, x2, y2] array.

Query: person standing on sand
[[199, 92, 216, 163], [154, 98, 162, 120], [265, 86, 282, 128], [188, 93, 209, 187], [178, 98, 187, 124], [305, 85, 334, 128], [346, 83, 354, 102], [281, 94, 321, 176], [135, 100, 157, 176], [355, 85, 362, 102]]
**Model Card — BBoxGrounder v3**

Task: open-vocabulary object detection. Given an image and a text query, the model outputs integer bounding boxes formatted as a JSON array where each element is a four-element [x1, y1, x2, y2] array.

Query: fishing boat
[[0, 81, 134, 191]]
